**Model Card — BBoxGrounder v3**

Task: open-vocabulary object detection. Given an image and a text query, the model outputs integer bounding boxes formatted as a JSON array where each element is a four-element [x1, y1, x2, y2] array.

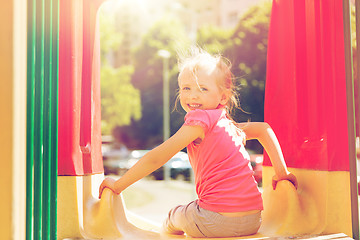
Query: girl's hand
[[272, 172, 298, 190], [98, 177, 119, 199]]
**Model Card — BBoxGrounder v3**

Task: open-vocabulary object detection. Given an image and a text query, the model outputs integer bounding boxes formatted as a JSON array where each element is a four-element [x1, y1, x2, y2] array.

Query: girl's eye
[[200, 87, 208, 91], [182, 87, 190, 91]]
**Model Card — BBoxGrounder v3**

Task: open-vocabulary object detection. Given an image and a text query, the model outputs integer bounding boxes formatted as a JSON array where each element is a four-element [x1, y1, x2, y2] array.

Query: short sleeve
[[184, 109, 213, 134]]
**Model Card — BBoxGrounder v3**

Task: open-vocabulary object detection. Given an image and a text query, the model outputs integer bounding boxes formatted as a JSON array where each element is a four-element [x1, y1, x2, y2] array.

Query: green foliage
[[225, 2, 272, 123], [99, 11, 122, 65], [196, 3, 271, 124], [101, 3, 272, 150], [194, 3, 271, 153], [197, 25, 233, 54], [114, 16, 190, 149], [134, 15, 191, 68], [100, 65, 141, 135], [99, 7, 142, 136]]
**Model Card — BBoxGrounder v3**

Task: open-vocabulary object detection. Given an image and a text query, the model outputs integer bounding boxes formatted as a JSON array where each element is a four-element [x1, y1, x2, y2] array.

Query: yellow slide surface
[[58, 166, 352, 239], [261, 167, 352, 237]]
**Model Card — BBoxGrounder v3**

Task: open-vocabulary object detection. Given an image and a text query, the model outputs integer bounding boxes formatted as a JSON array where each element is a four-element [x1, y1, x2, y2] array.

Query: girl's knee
[[161, 218, 184, 236]]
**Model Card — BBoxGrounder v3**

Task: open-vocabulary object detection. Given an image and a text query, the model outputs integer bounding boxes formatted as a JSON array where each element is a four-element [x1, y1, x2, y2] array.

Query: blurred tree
[[197, 25, 233, 54], [112, 1, 148, 67], [102, 2, 272, 150], [226, 2, 271, 153], [224, 2, 272, 123], [99, 9, 142, 136], [195, 3, 271, 153], [99, 10, 122, 65], [195, 3, 271, 124], [100, 65, 141, 135], [114, 15, 191, 149]]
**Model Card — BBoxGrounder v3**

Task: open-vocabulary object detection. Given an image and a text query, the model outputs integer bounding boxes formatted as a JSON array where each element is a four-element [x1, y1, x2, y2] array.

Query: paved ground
[[122, 179, 197, 223], [104, 177, 355, 239], [120, 178, 265, 224]]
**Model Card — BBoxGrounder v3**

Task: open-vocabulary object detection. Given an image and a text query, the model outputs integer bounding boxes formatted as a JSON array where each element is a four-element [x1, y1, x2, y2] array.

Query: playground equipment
[[0, 0, 359, 239], [56, 0, 359, 238], [262, 0, 356, 237]]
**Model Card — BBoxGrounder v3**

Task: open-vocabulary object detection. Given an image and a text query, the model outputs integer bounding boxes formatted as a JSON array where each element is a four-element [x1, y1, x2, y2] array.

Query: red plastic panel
[[58, 0, 84, 175], [58, 0, 104, 175], [264, 0, 349, 171], [80, 1, 104, 174]]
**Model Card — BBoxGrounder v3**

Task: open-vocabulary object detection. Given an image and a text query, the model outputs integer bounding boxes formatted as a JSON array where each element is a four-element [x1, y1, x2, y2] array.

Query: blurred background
[[98, 0, 357, 224], [98, 0, 270, 223], [99, 0, 272, 149]]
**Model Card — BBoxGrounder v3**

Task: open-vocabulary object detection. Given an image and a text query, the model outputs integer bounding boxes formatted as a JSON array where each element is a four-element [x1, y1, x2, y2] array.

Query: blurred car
[[103, 144, 262, 185], [119, 150, 192, 181], [103, 149, 151, 176], [103, 159, 129, 175], [102, 141, 130, 175], [151, 151, 193, 181], [249, 153, 263, 186], [127, 150, 150, 168]]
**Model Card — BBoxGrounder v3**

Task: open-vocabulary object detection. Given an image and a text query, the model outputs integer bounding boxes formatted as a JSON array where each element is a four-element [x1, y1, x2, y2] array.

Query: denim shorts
[[163, 200, 261, 238]]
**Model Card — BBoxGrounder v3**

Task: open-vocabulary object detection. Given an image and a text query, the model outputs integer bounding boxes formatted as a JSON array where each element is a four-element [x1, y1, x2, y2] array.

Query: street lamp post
[[158, 49, 171, 141], [158, 49, 171, 181]]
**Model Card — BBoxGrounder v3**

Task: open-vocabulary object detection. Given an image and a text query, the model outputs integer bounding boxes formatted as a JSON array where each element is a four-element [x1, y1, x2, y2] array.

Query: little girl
[[99, 47, 298, 238]]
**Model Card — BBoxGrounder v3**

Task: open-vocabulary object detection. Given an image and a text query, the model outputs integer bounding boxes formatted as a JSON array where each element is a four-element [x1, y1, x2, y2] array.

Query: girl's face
[[178, 67, 228, 113]]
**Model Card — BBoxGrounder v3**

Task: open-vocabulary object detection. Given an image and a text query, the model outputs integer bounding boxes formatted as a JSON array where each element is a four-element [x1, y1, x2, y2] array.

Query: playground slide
[[261, 0, 353, 236], [56, 0, 354, 239], [56, 173, 294, 239], [58, 171, 351, 239]]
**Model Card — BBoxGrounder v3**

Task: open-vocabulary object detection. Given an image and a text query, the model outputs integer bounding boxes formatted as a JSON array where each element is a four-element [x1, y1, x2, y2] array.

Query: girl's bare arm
[[99, 125, 204, 198], [238, 122, 298, 189]]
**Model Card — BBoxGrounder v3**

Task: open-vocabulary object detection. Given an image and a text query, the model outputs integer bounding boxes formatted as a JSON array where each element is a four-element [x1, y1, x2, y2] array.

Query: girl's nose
[[189, 90, 199, 99]]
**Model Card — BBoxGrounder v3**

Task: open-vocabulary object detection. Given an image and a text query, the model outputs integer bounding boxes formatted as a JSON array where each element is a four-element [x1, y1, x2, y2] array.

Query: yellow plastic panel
[[58, 171, 352, 239], [0, 1, 14, 239], [0, 0, 27, 239], [261, 166, 352, 237], [58, 174, 160, 240], [57, 176, 84, 239]]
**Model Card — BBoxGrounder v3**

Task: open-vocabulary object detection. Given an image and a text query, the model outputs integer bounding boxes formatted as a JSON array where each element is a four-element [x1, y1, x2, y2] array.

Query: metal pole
[[343, 0, 359, 239], [43, 0, 52, 238], [158, 49, 171, 182], [34, 0, 45, 238], [50, 0, 59, 238], [43, 0, 59, 237], [163, 54, 170, 182], [26, 0, 36, 238], [163, 56, 170, 142]]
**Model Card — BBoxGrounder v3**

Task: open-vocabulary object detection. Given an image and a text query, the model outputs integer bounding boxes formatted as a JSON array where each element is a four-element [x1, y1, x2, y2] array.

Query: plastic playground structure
[[1, 0, 359, 239]]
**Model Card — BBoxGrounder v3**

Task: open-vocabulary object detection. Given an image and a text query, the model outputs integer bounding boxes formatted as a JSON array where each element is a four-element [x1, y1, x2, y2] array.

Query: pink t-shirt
[[184, 109, 263, 212]]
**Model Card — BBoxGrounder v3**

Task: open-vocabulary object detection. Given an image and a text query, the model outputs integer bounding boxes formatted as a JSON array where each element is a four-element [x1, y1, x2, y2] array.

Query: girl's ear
[[219, 91, 229, 106]]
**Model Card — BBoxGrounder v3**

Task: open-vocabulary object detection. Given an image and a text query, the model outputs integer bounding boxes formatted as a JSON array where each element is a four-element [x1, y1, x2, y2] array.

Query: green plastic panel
[[26, 0, 59, 239]]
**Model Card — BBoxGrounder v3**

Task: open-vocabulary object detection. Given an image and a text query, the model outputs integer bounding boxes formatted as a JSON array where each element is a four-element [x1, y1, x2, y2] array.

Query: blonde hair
[[176, 47, 240, 117]]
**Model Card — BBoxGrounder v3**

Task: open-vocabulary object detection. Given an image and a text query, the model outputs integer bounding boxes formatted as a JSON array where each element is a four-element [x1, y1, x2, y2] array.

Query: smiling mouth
[[188, 104, 202, 109]]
